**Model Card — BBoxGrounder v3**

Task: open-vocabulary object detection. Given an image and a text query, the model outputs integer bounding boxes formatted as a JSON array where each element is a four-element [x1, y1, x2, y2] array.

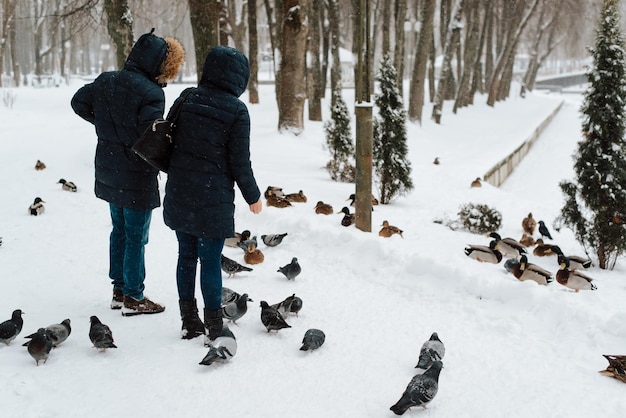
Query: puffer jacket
[[71, 31, 180, 210], [163, 46, 261, 238]]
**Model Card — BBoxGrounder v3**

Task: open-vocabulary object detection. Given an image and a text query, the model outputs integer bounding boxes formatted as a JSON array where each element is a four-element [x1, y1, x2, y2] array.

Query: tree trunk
[[393, 0, 407, 92], [453, 0, 480, 113], [276, 0, 309, 134], [189, 0, 221, 82], [483, 1, 494, 93], [0, 0, 16, 87], [328, 0, 342, 107], [248, 0, 259, 104], [407, 0, 436, 124], [431, 0, 464, 124], [103, 0, 134, 70], [381, 0, 391, 57], [307, 0, 323, 121], [470, 0, 491, 97]]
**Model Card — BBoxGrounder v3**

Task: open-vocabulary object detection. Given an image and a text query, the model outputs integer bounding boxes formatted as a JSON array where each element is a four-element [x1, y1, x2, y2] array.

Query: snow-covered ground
[[1, 80, 625, 417]]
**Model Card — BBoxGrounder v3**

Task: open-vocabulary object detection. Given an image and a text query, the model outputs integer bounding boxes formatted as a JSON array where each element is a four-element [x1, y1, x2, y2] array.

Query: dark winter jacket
[[163, 46, 261, 238], [70, 32, 171, 210]]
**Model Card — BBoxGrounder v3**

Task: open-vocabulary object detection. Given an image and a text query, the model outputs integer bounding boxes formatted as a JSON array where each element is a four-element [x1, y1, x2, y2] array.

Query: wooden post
[[354, 0, 372, 232]]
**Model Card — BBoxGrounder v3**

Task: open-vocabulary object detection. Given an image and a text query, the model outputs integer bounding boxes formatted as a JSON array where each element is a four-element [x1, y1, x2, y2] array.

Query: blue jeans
[[175, 231, 224, 310], [109, 204, 152, 300]]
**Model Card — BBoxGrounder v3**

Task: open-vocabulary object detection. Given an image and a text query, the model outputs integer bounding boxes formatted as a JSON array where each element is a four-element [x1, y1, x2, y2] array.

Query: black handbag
[[132, 89, 192, 173]]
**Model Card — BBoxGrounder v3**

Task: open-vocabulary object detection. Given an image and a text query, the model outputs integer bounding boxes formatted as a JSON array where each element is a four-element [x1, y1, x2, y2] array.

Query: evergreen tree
[[373, 54, 413, 204], [559, 0, 626, 270], [324, 89, 355, 182]]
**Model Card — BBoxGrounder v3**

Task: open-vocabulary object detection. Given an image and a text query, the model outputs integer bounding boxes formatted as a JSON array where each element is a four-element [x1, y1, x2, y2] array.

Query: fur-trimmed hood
[[124, 29, 184, 86]]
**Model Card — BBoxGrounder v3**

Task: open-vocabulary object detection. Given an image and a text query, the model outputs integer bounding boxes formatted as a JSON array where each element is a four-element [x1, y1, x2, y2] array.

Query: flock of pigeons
[[464, 212, 597, 292]]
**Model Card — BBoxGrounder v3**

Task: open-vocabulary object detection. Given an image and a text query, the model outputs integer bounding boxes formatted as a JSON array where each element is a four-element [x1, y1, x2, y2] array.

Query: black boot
[[204, 308, 223, 346], [179, 299, 205, 340]]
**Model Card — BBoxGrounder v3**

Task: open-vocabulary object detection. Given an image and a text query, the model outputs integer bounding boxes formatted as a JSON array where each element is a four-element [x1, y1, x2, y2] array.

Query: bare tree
[[393, 0, 407, 91], [453, 0, 480, 112], [307, 0, 323, 121], [407, 0, 436, 124], [103, 0, 133, 69], [248, 0, 259, 104], [0, 0, 17, 87], [189, 0, 221, 82]]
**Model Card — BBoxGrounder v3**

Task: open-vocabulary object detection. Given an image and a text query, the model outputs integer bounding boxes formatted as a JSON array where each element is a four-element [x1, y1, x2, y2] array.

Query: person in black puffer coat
[[163, 46, 262, 345], [71, 29, 185, 316]]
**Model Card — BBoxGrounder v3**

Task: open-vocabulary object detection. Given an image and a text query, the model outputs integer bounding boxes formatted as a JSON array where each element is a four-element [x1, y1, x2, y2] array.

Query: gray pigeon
[[45, 319, 72, 347], [390, 361, 443, 415], [271, 294, 303, 316], [199, 325, 237, 365], [260, 301, 291, 332], [0, 309, 24, 345], [222, 287, 242, 305], [277, 257, 301, 280], [89, 316, 117, 351], [300, 329, 325, 351], [415, 332, 445, 370], [24, 328, 53, 366], [222, 293, 253, 324], [237, 235, 258, 252], [261, 233, 288, 247], [221, 254, 253, 278]]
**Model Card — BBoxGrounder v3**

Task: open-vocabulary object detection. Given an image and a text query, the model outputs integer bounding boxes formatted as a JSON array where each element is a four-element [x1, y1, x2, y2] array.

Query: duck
[[264, 186, 284, 199], [508, 255, 554, 286], [470, 177, 482, 187], [284, 190, 307, 203], [553, 248, 592, 270], [379, 220, 403, 238], [433, 157, 440, 165], [521, 212, 537, 235], [599, 355, 626, 384], [488, 232, 526, 258], [347, 193, 379, 206], [533, 238, 558, 257], [57, 178, 77, 192], [314, 201, 334, 215], [519, 233, 535, 247], [338, 206, 355, 227], [464, 240, 502, 264], [243, 242, 264, 265], [556, 256, 596, 292], [34, 160, 46, 170], [29, 197, 45, 216], [266, 195, 292, 208]]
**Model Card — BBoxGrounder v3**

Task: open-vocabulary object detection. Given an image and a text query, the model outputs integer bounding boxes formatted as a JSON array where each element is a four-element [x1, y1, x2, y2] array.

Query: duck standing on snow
[[29, 197, 46, 216], [284, 190, 307, 203], [464, 240, 502, 264], [338, 206, 355, 227], [58, 178, 77, 192], [521, 212, 537, 235], [470, 177, 482, 187], [489, 232, 526, 258], [556, 256, 597, 292], [35, 160, 47, 170], [314, 201, 334, 215], [599, 355, 626, 384], [379, 220, 404, 238]]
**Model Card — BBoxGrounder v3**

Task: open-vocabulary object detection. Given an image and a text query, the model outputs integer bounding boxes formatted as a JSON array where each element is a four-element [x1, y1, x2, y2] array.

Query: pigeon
[[300, 329, 325, 351], [0, 309, 24, 345], [237, 235, 258, 252], [222, 287, 241, 305], [260, 301, 291, 332], [271, 294, 303, 316], [261, 232, 288, 247], [199, 325, 237, 365], [390, 361, 443, 415], [89, 315, 117, 350], [45, 319, 72, 347], [58, 178, 78, 192], [221, 254, 253, 278], [29, 197, 46, 216], [222, 293, 253, 324], [277, 257, 301, 280], [415, 332, 445, 371], [538, 220, 553, 240], [24, 328, 53, 366]]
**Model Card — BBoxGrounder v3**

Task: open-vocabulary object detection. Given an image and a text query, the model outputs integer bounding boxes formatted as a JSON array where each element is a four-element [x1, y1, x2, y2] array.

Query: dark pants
[[109, 203, 152, 300], [175, 231, 224, 310]]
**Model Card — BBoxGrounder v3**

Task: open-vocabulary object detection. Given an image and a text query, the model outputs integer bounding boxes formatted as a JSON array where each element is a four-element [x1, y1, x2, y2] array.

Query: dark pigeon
[[271, 294, 303, 317], [538, 220, 553, 240], [89, 316, 117, 351], [277, 257, 301, 280], [45, 319, 72, 347], [222, 287, 241, 305], [237, 235, 258, 252], [222, 293, 253, 324], [390, 361, 443, 415], [415, 332, 445, 371], [221, 254, 253, 278], [199, 325, 237, 365], [300, 329, 325, 351], [260, 301, 291, 332], [0, 309, 24, 345], [261, 233, 288, 247], [24, 328, 53, 366]]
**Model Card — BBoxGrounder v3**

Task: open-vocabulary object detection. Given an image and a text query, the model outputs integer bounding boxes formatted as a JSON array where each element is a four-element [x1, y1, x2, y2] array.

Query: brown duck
[[521, 212, 537, 235], [314, 201, 333, 215], [556, 256, 596, 292], [243, 242, 264, 265], [533, 239, 557, 257], [284, 190, 307, 203], [266, 195, 292, 208], [379, 220, 403, 238], [599, 355, 626, 384]]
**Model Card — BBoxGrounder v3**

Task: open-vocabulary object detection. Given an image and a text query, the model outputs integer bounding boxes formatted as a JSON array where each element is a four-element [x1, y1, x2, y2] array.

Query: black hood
[[123, 30, 168, 83], [199, 46, 249, 97]]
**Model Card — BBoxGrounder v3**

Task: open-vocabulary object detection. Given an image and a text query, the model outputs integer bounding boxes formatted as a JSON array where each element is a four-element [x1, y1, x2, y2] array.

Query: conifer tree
[[559, 0, 626, 269], [373, 54, 413, 204], [324, 89, 355, 182]]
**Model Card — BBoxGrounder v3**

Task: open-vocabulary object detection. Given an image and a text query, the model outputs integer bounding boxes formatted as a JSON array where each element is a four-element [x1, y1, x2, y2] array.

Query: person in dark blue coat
[[71, 29, 185, 316], [163, 46, 262, 344]]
